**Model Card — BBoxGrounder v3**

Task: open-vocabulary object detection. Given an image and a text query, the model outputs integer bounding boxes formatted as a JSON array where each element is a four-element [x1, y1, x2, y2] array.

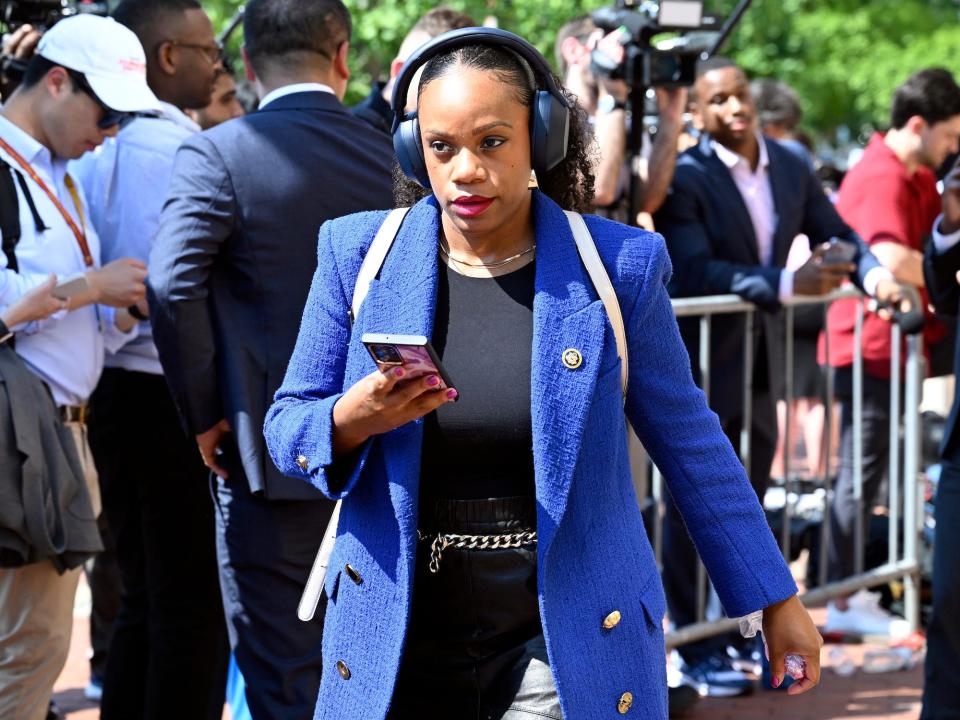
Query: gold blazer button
[[602, 610, 622, 631], [335, 660, 351, 680], [617, 691, 634, 714], [562, 348, 583, 369], [296, 454, 309, 471], [345, 563, 363, 585]]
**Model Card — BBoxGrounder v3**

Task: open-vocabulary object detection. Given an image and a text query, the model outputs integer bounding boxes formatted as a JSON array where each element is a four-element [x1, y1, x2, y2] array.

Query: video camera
[[590, 0, 720, 88], [1, 0, 108, 32]]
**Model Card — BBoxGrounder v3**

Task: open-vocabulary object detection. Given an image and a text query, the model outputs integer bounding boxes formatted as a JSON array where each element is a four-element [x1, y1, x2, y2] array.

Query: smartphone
[[821, 238, 857, 265], [52, 273, 90, 299], [361, 333, 457, 396]]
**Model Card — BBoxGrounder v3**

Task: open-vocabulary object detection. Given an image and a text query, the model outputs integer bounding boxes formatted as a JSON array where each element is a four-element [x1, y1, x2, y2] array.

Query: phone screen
[[361, 333, 456, 395]]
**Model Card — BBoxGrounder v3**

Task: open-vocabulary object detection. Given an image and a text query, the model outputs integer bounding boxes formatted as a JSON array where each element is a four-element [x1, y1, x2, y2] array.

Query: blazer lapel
[[530, 193, 609, 557], [765, 138, 791, 267], [348, 197, 440, 533], [700, 135, 760, 264]]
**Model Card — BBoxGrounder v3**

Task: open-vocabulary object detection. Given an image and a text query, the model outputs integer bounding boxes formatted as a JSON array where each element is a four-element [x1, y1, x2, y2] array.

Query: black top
[[419, 260, 536, 503]]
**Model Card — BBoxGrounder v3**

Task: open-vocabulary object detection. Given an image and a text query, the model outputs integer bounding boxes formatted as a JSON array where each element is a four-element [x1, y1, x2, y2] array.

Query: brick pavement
[[54, 582, 922, 719]]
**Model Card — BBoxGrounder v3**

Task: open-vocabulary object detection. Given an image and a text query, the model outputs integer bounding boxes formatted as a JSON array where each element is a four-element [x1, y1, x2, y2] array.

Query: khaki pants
[[0, 420, 98, 720]]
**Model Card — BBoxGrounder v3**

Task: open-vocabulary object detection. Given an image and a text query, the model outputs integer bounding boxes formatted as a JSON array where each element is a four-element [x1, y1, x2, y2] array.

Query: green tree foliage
[[205, 0, 960, 139], [712, 0, 960, 139]]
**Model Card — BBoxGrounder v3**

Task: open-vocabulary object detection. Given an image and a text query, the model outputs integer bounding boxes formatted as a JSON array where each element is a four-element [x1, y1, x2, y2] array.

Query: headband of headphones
[[390, 26, 572, 187]]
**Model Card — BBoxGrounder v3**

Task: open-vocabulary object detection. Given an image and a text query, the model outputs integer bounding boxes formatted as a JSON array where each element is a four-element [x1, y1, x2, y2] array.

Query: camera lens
[[371, 344, 403, 365]]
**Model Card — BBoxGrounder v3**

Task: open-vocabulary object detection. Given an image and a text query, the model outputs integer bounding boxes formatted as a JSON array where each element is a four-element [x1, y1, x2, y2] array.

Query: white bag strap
[[297, 500, 341, 621], [563, 210, 628, 398], [299, 208, 628, 622], [350, 207, 410, 321], [300, 208, 409, 621]]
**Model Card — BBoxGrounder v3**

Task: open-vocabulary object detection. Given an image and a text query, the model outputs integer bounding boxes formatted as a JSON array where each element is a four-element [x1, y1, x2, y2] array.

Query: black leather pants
[[388, 497, 562, 720]]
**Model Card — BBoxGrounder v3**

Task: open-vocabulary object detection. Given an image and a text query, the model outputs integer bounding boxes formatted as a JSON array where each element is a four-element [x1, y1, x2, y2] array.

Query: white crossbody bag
[[297, 208, 628, 621]]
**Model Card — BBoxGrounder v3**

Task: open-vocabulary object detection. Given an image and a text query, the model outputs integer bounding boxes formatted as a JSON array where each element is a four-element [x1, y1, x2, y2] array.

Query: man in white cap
[[0, 14, 160, 719], [71, 1, 228, 716]]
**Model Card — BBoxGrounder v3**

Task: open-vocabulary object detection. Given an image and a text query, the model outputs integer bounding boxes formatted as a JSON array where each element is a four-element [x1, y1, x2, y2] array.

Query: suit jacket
[[0, 344, 102, 570], [148, 91, 394, 500], [263, 191, 798, 719], [655, 134, 881, 418], [925, 239, 960, 460]]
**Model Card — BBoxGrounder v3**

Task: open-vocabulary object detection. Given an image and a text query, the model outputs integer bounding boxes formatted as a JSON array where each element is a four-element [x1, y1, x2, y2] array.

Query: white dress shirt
[[71, 102, 199, 375], [0, 114, 135, 406], [259, 82, 335, 110]]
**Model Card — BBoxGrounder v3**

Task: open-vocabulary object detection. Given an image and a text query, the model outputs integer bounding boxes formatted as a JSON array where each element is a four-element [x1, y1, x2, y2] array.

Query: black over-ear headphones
[[390, 27, 571, 188]]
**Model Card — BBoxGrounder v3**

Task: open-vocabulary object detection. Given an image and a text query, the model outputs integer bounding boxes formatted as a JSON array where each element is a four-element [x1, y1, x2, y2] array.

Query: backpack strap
[[0, 160, 22, 272], [563, 210, 628, 399], [349, 207, 411, 322]]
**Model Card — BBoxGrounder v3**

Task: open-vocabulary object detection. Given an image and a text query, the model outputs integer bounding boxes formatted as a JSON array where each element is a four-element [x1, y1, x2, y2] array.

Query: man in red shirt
[[824, 68, 960, 635]]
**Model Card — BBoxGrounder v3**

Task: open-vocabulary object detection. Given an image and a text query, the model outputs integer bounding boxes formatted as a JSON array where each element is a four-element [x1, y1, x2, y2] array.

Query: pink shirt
[[712, 135, 794, 298]]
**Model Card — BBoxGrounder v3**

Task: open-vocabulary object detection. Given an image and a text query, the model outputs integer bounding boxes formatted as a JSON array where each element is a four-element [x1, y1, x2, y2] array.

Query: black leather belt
[[59, 404, 87, 424]]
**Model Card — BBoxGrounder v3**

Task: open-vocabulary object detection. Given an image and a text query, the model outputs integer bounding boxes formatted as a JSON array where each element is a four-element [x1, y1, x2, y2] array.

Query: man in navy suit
[[923, 159, 960, 718], [655, 57, 902, 695], [147, 0, 394, 716]]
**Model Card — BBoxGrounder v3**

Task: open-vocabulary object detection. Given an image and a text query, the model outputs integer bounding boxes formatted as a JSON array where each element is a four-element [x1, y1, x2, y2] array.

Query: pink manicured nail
[[446, 389, 458, 400], [772, 675, 781, 689], [425, 375, 440, 387], [393, 367, 405, 378]]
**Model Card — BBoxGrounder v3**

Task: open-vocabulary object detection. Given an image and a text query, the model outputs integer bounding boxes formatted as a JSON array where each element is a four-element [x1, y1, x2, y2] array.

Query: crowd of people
[[0, 1, 959, 719]]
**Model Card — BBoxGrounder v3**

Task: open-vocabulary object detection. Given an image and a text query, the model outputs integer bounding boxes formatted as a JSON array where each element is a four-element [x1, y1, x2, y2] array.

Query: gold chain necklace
[[438, 242, 536, 269]]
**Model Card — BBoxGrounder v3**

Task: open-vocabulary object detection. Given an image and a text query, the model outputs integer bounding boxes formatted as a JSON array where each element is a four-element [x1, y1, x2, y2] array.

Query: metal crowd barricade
[[634, 288, 926, 649]]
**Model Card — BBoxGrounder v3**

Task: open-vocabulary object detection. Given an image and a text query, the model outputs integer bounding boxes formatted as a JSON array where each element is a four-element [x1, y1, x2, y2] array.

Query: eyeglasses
[[168, 39, 224, 65], [68, 70, 133, 130]]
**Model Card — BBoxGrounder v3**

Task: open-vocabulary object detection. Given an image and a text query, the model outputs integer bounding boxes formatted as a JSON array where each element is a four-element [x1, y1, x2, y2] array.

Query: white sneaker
[[825, 589, 911, 638]]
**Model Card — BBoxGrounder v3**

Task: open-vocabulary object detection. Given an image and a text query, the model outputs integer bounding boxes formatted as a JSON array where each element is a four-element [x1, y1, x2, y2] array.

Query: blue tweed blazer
[[264, 191, 798, 719]]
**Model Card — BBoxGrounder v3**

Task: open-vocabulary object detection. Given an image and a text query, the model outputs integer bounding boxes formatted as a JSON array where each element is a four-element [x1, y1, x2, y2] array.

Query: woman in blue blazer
[[265, 28, 822, 720]]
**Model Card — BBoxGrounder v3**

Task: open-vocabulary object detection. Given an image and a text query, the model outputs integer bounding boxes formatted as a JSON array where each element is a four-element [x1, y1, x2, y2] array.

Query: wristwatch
[[597, 95, 627, 114], [127, 303, 148, 321]]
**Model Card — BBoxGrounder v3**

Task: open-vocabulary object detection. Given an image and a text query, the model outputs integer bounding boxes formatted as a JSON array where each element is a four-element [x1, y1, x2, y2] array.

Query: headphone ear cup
[[393, 116, 431, 188], [530, 90, 571, 176]]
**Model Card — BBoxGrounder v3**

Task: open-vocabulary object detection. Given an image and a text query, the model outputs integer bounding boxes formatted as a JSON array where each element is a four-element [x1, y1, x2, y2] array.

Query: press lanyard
[[0, 136, 93, 266]]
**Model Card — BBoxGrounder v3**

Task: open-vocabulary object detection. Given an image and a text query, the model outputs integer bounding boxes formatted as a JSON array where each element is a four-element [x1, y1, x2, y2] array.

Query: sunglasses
[[68, 70, 134, 130]]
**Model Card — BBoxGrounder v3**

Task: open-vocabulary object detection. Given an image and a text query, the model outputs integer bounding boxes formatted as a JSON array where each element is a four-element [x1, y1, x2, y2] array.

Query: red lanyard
[[0, 136, 93, 266]]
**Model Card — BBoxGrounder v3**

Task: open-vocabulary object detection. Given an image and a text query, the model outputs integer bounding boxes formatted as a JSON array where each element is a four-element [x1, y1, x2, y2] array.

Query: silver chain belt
[[417, 529, 537, 574]]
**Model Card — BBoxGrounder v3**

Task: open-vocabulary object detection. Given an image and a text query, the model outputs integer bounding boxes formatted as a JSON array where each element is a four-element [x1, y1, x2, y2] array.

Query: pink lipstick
[[450, 195, 494, 217]]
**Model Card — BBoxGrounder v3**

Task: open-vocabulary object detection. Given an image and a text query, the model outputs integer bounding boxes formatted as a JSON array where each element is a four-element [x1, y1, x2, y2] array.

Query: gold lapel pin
[[562, 348, 583, 370]]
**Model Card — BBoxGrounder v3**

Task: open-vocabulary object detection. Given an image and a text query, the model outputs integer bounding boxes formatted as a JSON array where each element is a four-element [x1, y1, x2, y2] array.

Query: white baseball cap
[[37, 15, 161, 114]]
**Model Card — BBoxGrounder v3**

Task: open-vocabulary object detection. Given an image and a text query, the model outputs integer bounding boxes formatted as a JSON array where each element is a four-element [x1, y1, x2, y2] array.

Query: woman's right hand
[[331, 367, 457, 455]]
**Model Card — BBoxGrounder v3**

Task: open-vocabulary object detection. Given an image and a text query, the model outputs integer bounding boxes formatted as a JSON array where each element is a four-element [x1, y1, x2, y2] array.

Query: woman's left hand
[[762, 594, 823, 694]]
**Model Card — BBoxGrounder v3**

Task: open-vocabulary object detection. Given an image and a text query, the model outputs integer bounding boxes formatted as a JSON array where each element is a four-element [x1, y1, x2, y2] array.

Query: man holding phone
[[71, 1, 230, 714], [0, 15, 159, 718], [654, 56, 903, 695], [823, 68, 960, 637]]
